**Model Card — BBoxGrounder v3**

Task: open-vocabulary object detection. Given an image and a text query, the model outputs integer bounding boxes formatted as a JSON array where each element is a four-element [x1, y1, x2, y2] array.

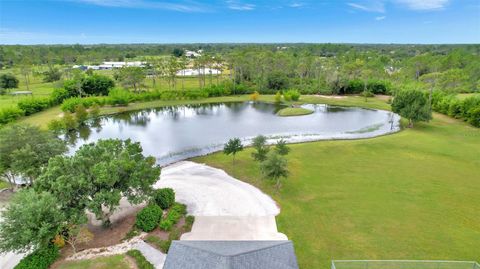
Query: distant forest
[[1, 43, 479, 94]]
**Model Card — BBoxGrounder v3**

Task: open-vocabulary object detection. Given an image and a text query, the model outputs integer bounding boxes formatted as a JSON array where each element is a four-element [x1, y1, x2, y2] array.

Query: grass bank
[[193, 111, 480, 268], [19, 95, 389, 129]]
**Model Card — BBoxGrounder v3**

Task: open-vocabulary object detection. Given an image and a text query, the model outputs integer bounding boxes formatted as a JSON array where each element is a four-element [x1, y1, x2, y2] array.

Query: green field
[[193, 106, 480, 268]]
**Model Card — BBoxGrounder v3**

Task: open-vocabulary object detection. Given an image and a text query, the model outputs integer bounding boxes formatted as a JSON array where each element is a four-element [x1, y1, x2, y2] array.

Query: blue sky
[[0, 0, 479, 44]]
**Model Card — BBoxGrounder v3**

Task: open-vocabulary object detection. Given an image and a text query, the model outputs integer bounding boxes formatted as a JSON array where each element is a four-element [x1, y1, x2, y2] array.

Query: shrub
[[361, 90, 374, 98], [74, 104, 88, 123], [344, 79, 364, 94], [273, 91, 281, 103], [81, 74, 115, 96], [0, 74, 19, 89], [63, 113, 78, 131], [48, 119, 66, 132], [184, 215, 195, 231], [153, 188, 175, 210], [285, 89, 300, 101], [159, 203, 187, 231], [89, 104, 100, 118], [250, 91, 260, 102], [0, 107, 25, 125], [367, 80, 392, 95], [204, 85, 231, 97], [126, 249, 154, 269], [15, 245, 59, 269], [43, 68, 62, 82], [135, 204, 162, 232], [17, 98, 52, 116], [61, 97, 106, 112], [50, 88, 72, 105], [468, 107, 480, 127], [107, 88, 133, 106]]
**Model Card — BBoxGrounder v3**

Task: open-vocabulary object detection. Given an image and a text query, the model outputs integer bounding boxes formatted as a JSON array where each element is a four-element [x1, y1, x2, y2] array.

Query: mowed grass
[[56, 255, 132, 269], [277, 107, 314, 117], [193, 113, 480, 268]]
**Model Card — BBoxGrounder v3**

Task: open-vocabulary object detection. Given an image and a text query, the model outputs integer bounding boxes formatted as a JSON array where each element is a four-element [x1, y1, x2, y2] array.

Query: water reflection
[[68, 102, 400, 166]]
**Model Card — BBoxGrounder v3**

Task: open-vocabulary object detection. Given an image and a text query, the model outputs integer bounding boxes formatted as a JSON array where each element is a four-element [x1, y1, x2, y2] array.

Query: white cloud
[[72, 0, 208, 12], [347, 1, 385, 13], [289, 2, 304, 8], [226, 0, 255, 11], [394, 0, 449, 10], [375, 15, 386, 20]]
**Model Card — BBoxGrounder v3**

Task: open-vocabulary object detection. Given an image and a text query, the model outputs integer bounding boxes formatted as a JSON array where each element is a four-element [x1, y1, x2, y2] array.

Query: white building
[[74, 61, 146, 70], [176, 68, 221, 76], [185, 50, 202, 58]]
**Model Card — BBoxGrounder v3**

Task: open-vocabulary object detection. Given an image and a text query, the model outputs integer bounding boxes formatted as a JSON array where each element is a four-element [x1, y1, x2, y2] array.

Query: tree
[[275, 139, 290, 156], [116, 67, 145, 93], [392, 89, 432, 127], [261, 151, 289, 190], [0, 74, 19, 90], [0, 189, 66, 253], [223, 138, 244, 165], [43, 67, 62, 82], [64, 225, 94, 253], [35, 139, 161, 226], [80, 74, 115, 96], [172, 48, 184, 57], [0, 124, 67, 187], [251, 135, 269, 162]]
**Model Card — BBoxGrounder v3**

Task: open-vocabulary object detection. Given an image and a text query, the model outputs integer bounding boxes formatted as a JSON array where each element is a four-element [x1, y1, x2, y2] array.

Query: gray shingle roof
[[163, 240, 299, 269]]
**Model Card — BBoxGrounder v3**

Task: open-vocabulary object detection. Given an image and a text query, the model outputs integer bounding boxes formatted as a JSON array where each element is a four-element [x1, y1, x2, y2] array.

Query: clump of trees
[[250, 136, 291, 190], [0, 130, 161, 262], [64, 74, 115, 97], [0, 74, 19, 93], [392, 89, 432, 127]]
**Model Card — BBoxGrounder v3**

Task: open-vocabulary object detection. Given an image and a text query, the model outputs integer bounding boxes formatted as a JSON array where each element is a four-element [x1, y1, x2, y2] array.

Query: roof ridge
[[176, 241, 292, 257]]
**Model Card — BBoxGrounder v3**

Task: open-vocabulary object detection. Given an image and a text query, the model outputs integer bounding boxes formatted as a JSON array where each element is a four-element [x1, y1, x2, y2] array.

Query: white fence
[[331, 260, 480, 269]]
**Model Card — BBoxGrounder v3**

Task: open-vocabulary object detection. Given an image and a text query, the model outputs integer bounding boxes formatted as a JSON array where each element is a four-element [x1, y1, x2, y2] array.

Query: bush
[[361, 90, 374, 98], [74, 104, 88, 123], [285, 89, 300, 101], [126, 249, 154, 269], [17, 98, 52, 116], [63, 113, 78, 131], [81, 74, 115, 96], [15, 245, 59, 269], [153, 188, 175, 210], [368, 80, 392, 95], [203, 84, 231, 97], [43, 68, 62, 82], [0, 74, 19, 89], [89, 104, 100, 118], [47, 119, 66, 132], [107, 88, 133, 106], [61, 97, 106, 112], [0, 107, 25, 125], [135, 204, 162, 232], [275, 91, 282, 103], [50, 88, 73, 105], [159, 203, 187, 231], [431, 91, 480, 127]]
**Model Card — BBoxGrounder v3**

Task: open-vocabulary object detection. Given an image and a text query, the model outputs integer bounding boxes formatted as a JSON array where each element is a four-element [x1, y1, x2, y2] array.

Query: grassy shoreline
[[18, 94, 391, 129]]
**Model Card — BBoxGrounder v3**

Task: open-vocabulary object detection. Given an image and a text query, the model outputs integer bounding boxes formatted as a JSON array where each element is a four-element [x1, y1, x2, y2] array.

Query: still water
[[68, 102, 400, 166]]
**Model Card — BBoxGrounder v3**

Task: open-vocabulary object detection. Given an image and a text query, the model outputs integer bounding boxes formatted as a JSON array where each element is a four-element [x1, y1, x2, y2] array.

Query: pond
[[68, 102, 400, 166]]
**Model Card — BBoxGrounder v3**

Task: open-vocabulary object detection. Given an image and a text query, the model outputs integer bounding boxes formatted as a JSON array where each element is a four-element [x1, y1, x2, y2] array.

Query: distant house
[[185, 50, 202, 58], [74, 61, 146, 70], [163, 240, 299, 269], [176, 68, 221, 76]]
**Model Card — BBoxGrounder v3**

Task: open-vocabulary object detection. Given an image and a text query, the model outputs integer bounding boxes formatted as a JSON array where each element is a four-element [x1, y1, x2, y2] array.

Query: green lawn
[[277, 107, 314, 117], [193, 111, 480, 268], [56, 255, 132, 269]]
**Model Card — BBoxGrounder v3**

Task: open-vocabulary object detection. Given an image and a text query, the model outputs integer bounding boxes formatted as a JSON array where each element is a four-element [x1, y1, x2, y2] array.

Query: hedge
[[17, 98, 53, 116], [432, 92, 480, 127], [159, 203, 187, 231], [14, 245, 59, 269], [126, 249, 154, 269], [0, 107, 25, 125]]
